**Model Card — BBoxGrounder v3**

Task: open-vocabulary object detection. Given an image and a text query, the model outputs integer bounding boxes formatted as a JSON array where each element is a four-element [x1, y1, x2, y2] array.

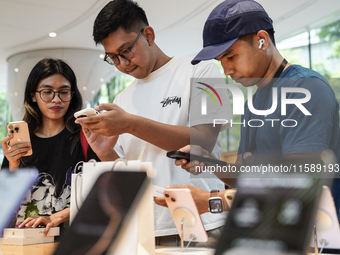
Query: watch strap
[[210, 189, 220, 197]]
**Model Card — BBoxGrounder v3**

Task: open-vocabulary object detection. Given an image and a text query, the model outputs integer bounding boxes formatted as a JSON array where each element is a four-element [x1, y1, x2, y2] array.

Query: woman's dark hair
[[23, 58, 83, 152], [93, 0, 149, 45]]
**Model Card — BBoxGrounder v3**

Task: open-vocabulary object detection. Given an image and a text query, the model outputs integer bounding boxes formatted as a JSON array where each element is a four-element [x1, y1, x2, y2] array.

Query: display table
[[1, 242, 59, 255], [155, 247, 214, 255], [0, 243, 176, 255], [1, 243, 338, 255]]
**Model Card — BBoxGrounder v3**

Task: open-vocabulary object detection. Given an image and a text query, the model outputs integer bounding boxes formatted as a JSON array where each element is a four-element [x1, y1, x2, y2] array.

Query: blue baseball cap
[[192, 0, 273, 65]]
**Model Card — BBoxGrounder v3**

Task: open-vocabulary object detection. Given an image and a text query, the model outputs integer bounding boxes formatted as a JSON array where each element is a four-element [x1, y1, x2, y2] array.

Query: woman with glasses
[[1, 58, 99, 236]]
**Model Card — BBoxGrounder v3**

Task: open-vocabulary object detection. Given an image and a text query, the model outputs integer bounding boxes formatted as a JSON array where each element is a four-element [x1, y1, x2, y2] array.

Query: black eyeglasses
[[36, 89, 74, 102], [104, 29, 144, 66]]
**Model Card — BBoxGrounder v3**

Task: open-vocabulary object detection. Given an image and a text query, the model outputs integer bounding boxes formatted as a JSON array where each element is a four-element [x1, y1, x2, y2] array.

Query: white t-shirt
[[113, 56, 232, 236]]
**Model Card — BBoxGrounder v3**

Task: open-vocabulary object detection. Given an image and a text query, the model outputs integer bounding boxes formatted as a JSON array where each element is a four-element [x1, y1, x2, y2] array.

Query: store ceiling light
[[49, 32, 57, 38]]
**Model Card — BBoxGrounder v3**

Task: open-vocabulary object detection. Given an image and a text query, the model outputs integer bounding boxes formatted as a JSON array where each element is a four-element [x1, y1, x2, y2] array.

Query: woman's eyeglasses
[[35, 89, 74, 102]]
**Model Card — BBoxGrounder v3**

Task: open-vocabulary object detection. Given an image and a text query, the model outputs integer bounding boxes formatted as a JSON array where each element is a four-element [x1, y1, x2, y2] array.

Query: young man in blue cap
[[176, 0, 340, 219]]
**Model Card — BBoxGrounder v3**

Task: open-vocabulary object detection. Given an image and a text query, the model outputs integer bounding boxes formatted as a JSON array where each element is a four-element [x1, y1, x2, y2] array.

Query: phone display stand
[[155, 208, 214, 255], [310, 186, 340, 253]]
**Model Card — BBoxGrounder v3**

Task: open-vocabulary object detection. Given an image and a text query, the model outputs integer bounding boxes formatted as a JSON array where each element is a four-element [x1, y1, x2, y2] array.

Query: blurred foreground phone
[[7, 121, 32, 156], [214, 173, 324, 255], [167, 150, 227, 166], [0, 168, 38, 232], [53, 171, 149, 255], [164, 188, 208, 242]]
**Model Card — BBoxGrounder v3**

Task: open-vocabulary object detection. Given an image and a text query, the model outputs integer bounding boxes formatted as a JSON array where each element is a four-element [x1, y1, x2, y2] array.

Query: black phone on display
[[166, 150, 227, 166], [53, 171, 149, 255]]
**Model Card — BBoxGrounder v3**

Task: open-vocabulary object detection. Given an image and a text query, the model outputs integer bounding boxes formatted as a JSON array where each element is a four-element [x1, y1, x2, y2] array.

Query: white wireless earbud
[[258, 39, 265, 49]]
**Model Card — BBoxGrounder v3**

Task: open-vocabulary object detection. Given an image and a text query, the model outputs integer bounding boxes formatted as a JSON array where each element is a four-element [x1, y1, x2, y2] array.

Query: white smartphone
[[7, 121, 32, 156], [164, 188, 208, 242], [74, 108, 99, 119]]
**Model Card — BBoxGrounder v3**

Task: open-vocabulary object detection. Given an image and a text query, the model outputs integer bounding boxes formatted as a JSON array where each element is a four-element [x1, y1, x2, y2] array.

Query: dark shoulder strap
[[80, 129, 89, 162]]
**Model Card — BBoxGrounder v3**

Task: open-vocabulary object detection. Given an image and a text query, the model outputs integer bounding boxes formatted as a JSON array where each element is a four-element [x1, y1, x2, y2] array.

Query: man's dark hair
[[240, 29, 276, 47], [93, 0, 149, 45]]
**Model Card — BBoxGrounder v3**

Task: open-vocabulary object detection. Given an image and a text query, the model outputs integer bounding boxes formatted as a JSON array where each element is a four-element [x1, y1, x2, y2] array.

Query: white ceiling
[[1, 0, 340, 91]]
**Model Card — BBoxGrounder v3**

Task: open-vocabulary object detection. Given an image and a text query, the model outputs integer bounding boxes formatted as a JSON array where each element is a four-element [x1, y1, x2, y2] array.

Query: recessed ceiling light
[[14, 68, 19, 72], [100, 78, 104, 82], [99, 54, 105, 59], [49, 32, 57, 38], [83, 86, 87, 91], [91, 90, 96, 94]]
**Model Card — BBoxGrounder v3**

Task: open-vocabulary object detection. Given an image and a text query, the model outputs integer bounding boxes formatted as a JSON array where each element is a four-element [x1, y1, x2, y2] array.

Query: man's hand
[[174, 145, 217, 174], [82, 127, 119, 161], [154, 185, 210, 214], [75, 103, 135, 137]]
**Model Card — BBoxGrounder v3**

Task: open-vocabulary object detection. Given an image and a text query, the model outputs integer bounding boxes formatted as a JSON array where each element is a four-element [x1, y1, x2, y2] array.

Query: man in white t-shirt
[[76, 0, 232, 245]]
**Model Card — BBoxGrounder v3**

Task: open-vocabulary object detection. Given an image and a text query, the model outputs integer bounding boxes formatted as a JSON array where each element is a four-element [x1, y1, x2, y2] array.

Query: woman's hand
[[18, 208, 70, 236], [19, 216, 55, 236], [1, 135, 31, 170]]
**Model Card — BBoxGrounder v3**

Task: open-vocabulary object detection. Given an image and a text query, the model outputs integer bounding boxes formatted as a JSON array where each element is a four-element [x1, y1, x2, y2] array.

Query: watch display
[[209, 190, 224, 213], [209, 197, 223, 213]]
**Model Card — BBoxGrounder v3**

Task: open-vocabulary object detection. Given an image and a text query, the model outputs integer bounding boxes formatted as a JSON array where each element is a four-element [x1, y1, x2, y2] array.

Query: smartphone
[[0, 168, 38, 232], [74, 108, 99, 119], [167, 150, 227, 166], [214, 177, 323, 255], [224, 189, 237, 209], [164, 188, 208, 242], [7, 121, 32, 156], [54, 171, 149, 255]]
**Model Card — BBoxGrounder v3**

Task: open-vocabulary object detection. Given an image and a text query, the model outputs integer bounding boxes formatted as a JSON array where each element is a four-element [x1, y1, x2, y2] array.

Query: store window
[[87, 74, 133, 108], [0, 92, 13, 163]]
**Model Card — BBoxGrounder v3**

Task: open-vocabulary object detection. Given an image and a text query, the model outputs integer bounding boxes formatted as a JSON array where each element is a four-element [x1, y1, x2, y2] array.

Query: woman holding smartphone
[[1, 58, 100, 236]]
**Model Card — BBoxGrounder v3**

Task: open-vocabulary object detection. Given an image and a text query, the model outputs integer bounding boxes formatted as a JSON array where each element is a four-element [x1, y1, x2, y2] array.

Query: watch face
[[209, 198, 223, 213]]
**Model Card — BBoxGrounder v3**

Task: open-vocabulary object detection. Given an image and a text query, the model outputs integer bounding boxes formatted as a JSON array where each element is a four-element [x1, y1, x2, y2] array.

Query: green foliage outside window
[[318, 20, 340, 59], [89, 74, 133, 107]]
